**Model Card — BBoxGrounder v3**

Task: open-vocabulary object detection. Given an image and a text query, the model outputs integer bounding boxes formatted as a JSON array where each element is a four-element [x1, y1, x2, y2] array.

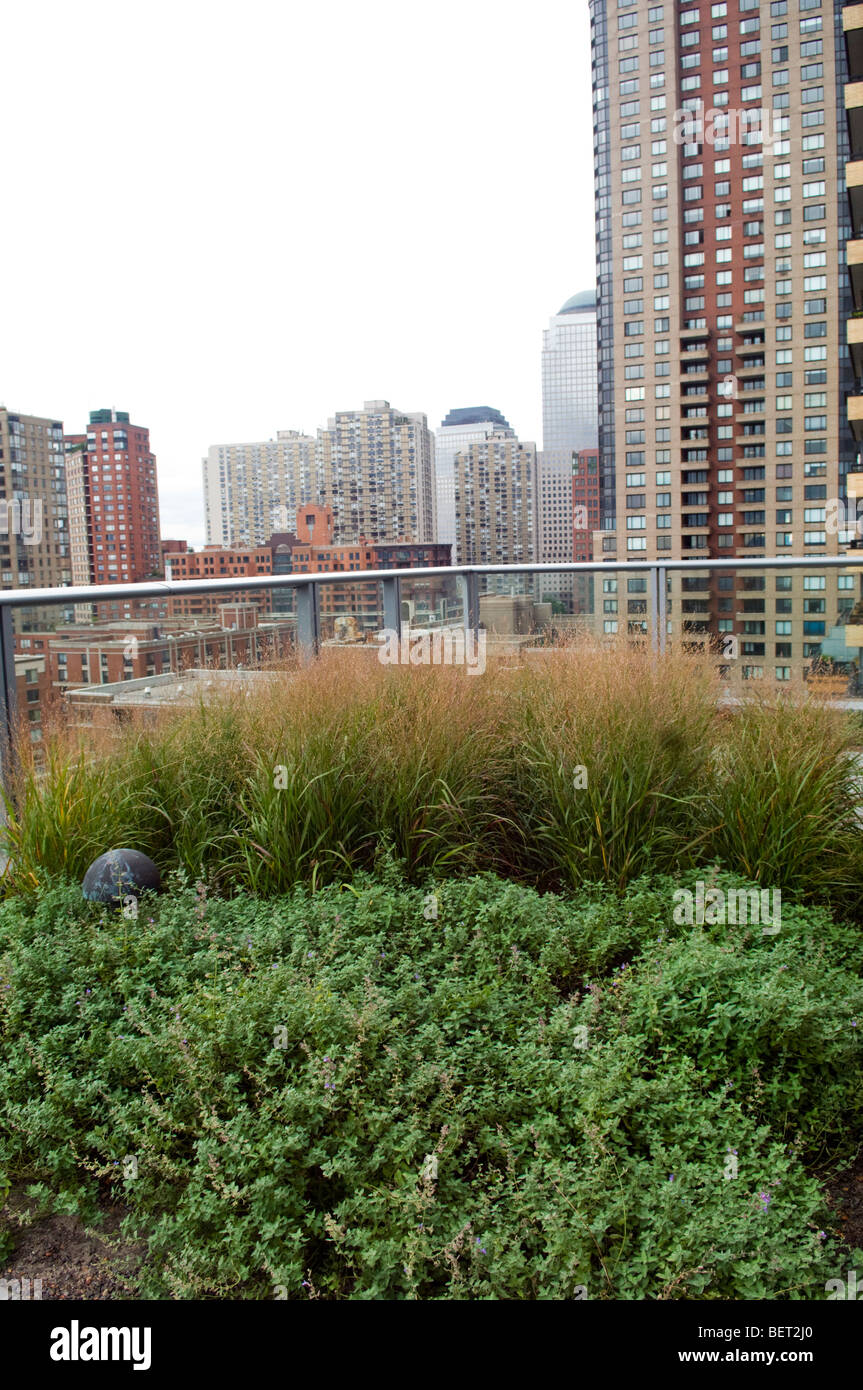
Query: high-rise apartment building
[[538, 291, 600, 604], [0, 408, 72, 630], [204, 402, 436, 549], [454, 432, 536, 573], [65, 410, 161, 584], [434, 407, 514, 556], [203, 430, 317, 548], [841, 4, 863, 588], [318, 401, 436, 544], [589, 0, 859, 679]]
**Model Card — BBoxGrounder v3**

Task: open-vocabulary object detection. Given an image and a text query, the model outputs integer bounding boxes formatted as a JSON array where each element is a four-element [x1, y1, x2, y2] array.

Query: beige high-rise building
[[589, 0, 860, 684], [203, 429, 317, 547], [318, 401, 435, 544], [203, 402, 435, 548], [0, 408, 72, 630], [454, 433, 536, 574]]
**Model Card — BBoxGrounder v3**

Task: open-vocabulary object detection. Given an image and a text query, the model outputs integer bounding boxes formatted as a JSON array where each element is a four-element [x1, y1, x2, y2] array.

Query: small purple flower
[[668, 1174, 674, 1182]]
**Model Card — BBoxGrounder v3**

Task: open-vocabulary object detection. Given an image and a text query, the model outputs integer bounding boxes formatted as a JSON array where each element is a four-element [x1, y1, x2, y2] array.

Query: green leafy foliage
[[0, 872, 859, 1299]]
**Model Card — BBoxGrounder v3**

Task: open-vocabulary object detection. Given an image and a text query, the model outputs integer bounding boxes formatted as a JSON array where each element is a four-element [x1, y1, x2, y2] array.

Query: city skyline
[[0, 0, 595, 550]]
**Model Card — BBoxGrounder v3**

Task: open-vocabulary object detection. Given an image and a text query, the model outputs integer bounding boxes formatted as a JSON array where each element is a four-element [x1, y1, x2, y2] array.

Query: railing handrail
[[0, 553, 861, 608], [1, 553, 861, 792]]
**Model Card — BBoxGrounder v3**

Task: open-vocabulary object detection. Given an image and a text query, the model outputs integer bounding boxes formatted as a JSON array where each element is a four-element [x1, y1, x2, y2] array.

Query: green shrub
[[0, 872, 858, 1299]]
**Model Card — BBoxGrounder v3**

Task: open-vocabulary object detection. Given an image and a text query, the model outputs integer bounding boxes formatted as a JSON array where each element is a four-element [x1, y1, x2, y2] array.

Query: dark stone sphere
[[82, 849, 161, 905]]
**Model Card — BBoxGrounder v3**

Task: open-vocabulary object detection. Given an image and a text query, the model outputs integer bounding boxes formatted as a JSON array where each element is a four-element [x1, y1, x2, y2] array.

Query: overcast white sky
[[2, 0, 595, 547]]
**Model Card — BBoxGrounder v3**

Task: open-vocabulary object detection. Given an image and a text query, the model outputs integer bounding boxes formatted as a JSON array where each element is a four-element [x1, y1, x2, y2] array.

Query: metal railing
[[1, 554, 861, 788]]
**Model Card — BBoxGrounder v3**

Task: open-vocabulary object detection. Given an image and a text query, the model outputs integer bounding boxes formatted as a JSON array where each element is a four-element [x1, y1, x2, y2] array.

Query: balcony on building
[[735, 343, 765, 363], [844, 3, 863, 82], [846, 159, 863, 236], [848, 317, 863, 381], [848, 393, 863, 443], [845, 460, 863, 504], [846, 80, 863, 157], [848, 239, 863, 313]]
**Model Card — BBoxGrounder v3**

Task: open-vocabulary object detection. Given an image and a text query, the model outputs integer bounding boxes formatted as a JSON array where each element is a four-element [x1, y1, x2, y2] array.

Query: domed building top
[[558, 290, 596, 315], [440, 406, 511, 430]]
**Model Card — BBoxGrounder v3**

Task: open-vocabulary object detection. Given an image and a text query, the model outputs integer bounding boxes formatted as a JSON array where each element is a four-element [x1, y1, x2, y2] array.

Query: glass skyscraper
[[541, 291, 600, 456], [538, 292, 599, 596]]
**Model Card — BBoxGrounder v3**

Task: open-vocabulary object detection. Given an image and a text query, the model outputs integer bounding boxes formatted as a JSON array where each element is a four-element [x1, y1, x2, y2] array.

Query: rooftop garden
[[1, 643, 861, 1299]]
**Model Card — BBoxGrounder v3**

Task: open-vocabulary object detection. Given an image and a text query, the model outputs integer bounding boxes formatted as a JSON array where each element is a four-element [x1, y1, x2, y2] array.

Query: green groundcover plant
[[0, 868, 861, 1300]]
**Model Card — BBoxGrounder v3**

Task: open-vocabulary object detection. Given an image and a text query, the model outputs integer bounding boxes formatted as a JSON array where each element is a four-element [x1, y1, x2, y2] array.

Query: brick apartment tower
[[66, 409, 161, 619], [589, 0, 860, 681]]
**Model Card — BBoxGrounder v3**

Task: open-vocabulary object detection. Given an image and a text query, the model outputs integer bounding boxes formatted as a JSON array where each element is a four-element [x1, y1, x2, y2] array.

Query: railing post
[[0, 605, 17, 804], [458, 571, 480, 640], [657, 565, 668, 654], [381, 574, 402, 635], [295, 581, 319, 660], [648, 565, 660, 655]]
